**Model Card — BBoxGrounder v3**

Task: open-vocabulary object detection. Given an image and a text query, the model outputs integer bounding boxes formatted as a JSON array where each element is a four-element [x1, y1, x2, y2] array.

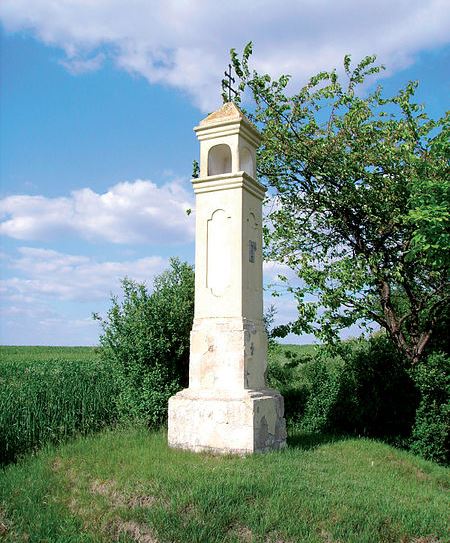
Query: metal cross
[[223, 64, 237, 102]]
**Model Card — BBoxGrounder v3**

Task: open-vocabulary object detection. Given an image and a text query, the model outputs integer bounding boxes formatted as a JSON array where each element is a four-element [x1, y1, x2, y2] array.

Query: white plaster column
[[168, 102, 286, 454]]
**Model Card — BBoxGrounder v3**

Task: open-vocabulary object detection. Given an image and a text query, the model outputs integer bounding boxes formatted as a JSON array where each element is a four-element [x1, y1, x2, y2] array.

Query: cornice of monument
[[199, 102, 244, 125], [194, 102, 261, 146], [192, 171, 266, 200]]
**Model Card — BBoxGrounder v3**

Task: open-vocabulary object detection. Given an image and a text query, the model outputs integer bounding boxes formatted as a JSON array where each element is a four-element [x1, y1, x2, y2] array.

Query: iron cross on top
[[223, 64, 238, 102]]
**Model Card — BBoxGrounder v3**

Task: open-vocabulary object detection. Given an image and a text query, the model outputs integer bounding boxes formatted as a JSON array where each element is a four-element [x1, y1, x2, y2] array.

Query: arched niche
[[208, 144, 232, 176], [240, 147, 255, 177]]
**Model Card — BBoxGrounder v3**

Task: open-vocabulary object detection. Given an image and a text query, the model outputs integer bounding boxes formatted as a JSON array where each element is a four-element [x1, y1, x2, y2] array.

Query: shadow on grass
[[286, 428, 349, 451]]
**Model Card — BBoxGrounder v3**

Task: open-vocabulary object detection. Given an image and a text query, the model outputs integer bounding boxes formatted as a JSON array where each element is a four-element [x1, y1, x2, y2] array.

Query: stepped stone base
[[168, 388, 286, 454]]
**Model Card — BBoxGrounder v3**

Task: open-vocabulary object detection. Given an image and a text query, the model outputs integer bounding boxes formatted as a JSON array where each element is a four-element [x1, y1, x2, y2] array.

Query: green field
[[0, 345, 100, 363], [0, 346, 117, 464]]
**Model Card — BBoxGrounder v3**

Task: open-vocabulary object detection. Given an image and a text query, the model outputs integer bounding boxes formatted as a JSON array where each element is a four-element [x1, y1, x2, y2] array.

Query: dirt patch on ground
[[127, 495, 157, 508], [90, 479, 157, 511], [115, 520, 158, 543], [228, 523, 253, 542], [0, 520, 8, 537], [51, 456, 63, 472], [319, 529, 345, 543], [179, 502, 196, 516], [91, 479, 125, 507], [407, 537, 444, 543], [263, 532, 296, 543]]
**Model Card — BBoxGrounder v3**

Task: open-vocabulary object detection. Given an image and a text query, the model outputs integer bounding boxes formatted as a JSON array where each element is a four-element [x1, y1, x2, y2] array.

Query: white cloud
[[263, 260, 299, 285], [0, 247, 173, 344], [0, 179, 195, 244], [1, 247, 167, 302], [59, 52, 106, 74], [1, 0, 448, 110], [0, 304, 101, 346]]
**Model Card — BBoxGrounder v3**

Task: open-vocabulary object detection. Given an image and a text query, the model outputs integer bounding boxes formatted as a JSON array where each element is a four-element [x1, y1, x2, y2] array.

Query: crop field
[[1, 345, 100, 364], [0, 346, 118, 464], [0, 344, 318, 466]]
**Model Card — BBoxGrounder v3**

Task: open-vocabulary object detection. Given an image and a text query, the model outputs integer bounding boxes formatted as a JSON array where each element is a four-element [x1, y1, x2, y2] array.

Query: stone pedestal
[[168, 388, 286, 454], [168, 102, 286, 454]]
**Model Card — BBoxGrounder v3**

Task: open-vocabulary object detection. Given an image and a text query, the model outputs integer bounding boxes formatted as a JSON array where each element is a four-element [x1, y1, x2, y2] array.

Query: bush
[[0, 352, 117, 465], [268, 335, 449, 464], [300, 356, 352, 433], [335, 335, 418, 439], [267, 351, 310, 423], [95, 258, 194, 426], [410, 352, 450, 465], [287, 335, 418, 440]]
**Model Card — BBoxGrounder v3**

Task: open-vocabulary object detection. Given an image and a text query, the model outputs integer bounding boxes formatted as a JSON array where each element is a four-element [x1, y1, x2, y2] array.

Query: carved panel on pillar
[[207, 209, 231, 297]]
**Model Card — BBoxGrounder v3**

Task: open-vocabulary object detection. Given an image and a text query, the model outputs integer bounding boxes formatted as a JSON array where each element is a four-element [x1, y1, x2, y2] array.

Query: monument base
[[168, 388, 286, 454]]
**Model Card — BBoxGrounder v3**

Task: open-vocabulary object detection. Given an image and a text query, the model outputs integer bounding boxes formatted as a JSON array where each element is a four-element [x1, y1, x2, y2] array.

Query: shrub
[[0, 352, 117, 465], [269, 334, 449, 464], [300, 357, 350, 433], [267, 352, 310, 423], [290, 335, 418, 439], [335, 335, 418, 439], [95, 258, 194, 426], [410, 352, 450, 465]]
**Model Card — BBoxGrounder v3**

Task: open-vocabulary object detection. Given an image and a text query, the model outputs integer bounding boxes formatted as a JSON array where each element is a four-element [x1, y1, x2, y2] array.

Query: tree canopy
[[228, 44, 449, 364]]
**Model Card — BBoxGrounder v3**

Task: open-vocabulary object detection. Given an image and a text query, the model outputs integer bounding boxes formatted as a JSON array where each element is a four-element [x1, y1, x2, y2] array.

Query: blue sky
[[0, 0, 449, 345]]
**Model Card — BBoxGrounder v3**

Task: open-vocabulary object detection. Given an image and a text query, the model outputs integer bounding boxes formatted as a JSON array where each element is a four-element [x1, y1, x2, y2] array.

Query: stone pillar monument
[[168, 102, 286, 454]]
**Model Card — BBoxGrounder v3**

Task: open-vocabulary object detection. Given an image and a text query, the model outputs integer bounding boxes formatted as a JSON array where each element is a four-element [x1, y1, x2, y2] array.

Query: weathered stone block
[[168, 388, 286, 454]]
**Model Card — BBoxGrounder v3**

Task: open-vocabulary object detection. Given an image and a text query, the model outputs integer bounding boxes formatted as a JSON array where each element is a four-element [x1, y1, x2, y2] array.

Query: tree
[[94, 257, 194, 424], [228, 44, 449, 365]]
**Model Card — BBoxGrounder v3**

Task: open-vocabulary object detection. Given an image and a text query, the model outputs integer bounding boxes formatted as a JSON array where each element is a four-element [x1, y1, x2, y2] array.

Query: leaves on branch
[[231, 44, 449, 364]]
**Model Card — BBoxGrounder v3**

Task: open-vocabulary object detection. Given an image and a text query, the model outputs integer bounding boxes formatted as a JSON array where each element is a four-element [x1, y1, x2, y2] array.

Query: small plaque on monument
[[249, 240, 256, 263]]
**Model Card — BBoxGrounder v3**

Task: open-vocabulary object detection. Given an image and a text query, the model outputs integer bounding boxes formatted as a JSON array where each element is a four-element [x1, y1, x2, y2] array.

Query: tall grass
[[0, 347, 118, 464]]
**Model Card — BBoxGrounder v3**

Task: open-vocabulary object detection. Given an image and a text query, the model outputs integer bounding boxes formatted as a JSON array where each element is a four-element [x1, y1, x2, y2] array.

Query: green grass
[[0, 426, 448, 543], [0, 346, 118, 464], [269, 343, 318, 364], [0, 346, 100, 364], [1, 345, 448, 541]]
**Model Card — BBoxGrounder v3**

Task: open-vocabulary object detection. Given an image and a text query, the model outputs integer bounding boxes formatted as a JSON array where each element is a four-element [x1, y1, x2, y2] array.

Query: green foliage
[[300, 357, 348, 433], [407, 108, 450, 270], [267, 346, 312, 423], [0, 347, 117, 465], [410, 352, 450, 464], [192, 159, 199, 179], [310, 336, 418, 438], [94, 258, 194, 426], [332, 336, 418, 439], [270, 337, 418, 441], [269, 337, 449, 463], [230, 44, 449, 365], [263, 303, 281, 354]]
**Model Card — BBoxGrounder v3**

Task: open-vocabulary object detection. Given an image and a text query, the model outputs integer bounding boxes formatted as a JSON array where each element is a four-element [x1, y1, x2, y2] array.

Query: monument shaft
[[168, 103, 286, 454]]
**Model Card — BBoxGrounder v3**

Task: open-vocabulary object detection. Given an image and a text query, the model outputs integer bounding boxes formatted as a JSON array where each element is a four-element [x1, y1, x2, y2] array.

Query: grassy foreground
[[1, 426, 448, 543]]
